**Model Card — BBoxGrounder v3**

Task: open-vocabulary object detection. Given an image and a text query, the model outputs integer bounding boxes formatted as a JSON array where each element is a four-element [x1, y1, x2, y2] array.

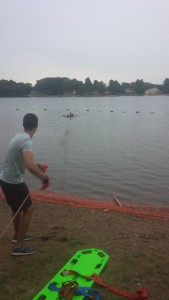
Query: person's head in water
[[23, 113, 38, 131]]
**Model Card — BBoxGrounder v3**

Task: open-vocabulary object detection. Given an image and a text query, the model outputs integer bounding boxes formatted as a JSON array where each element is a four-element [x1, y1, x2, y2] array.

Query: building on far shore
[[145, 87, 161, 95], [125, 88, 135, 95]]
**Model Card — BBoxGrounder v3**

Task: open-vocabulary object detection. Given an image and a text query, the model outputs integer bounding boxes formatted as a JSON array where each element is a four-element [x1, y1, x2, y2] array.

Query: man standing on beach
[[0, 113, 50, 256]]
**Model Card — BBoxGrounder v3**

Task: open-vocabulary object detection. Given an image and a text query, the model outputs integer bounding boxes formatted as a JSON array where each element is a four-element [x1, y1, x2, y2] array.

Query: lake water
[[0, 95, 169, 207]]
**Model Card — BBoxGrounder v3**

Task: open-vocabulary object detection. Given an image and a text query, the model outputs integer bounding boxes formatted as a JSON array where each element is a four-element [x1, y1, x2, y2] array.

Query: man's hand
[[40, 175, 50, 190], [23, 152, 50, 190]]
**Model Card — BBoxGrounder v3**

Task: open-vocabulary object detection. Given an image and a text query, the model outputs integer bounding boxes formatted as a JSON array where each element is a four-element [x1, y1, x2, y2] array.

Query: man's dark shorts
[[0, 180, 32, 212]]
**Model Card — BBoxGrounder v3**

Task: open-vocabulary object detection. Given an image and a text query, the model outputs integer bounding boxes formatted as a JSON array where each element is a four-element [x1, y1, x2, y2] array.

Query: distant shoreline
[[0, 93, 169, 98]]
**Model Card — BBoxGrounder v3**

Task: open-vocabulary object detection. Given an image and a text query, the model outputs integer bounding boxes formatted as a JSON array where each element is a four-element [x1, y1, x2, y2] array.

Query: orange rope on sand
[[0, 190, 169, 221], [31, 192, 169, 221]]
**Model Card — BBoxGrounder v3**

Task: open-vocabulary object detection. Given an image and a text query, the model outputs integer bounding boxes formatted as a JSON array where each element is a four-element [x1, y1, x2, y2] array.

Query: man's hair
[[23, 113, 38, 130]]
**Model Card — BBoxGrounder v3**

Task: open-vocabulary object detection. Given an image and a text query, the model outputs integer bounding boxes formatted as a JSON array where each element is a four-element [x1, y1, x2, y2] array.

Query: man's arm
[[23, 151, 49, 182]]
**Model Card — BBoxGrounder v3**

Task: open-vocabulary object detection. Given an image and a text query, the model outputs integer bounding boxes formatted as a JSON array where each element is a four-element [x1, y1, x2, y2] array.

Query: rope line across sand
[[32, 192, 169, 221], [0, 191, 169, 221]]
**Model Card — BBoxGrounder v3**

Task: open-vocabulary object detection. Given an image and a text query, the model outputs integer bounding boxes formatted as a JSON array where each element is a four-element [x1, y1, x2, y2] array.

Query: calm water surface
[[0, 96, 169, 207]]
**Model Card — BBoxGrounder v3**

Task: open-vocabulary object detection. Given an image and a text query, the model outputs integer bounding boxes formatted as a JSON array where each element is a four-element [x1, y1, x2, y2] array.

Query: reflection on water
[[0, 96, 169, 207]]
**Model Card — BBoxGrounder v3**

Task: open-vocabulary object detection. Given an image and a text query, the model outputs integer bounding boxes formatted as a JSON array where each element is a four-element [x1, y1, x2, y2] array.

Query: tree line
[[0, 77, 169, 97]]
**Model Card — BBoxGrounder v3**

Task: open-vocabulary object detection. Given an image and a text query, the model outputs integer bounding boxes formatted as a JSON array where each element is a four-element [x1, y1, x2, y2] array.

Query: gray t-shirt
[[0, 132, 33, 184]]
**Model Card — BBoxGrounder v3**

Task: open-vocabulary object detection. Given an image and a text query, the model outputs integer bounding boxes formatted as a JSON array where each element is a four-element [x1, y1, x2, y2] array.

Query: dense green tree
[[134, 79, 145, 95], [84, 77, 93, 94], [17, 82, 32, 96], [71, 79, 83, 94], [162, 78, 169, 94], [78, 84, 86, 95], [121, 82, 131, 94], [34, 77, 83, 95], [93, 80, 106, 95], [0, 80, 17, 96], [35, 77, 66, 95], [108, 80, 122, 95], [0, 80, 32, 96]]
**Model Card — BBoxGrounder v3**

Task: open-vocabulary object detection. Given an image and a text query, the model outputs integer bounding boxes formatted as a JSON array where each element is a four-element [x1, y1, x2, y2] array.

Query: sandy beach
[[0, 194, 169, 300]]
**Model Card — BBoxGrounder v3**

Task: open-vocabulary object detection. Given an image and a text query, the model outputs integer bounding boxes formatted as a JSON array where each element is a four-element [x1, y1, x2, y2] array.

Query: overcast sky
[[0, 0, 169, 85]]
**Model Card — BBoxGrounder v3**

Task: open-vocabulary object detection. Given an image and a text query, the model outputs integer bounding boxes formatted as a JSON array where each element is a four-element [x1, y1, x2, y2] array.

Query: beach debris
[[112, 194, 122, 207], [103, 208, 109, 212]]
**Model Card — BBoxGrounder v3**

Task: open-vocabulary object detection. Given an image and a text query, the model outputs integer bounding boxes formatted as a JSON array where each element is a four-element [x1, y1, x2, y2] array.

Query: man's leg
[[12, 210, 22, 239], [15, 204, 33, 248]]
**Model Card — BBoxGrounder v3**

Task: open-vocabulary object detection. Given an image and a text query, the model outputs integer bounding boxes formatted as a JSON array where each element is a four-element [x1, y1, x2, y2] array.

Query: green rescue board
[[33, 248, 109, 300]]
